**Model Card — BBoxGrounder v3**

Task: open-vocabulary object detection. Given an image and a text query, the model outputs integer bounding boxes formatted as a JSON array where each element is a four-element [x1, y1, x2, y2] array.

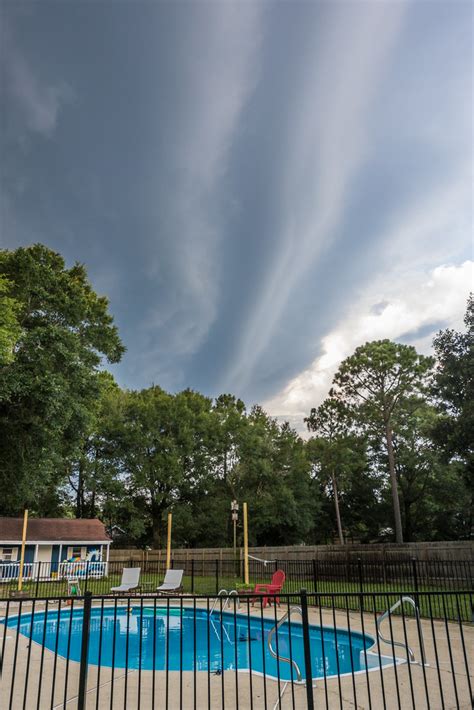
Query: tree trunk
[[404, 498, 412, 542], [76, 460, 84, 518], [152, 517, 161, 548], [385, 424, 404, 543], [90, 486, 96, 518], [151, 499, 163, 548], [332, 472, 344, 545]]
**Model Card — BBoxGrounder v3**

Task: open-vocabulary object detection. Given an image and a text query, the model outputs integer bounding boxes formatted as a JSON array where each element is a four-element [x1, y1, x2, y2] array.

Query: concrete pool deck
[[1, 598, 472, 708]]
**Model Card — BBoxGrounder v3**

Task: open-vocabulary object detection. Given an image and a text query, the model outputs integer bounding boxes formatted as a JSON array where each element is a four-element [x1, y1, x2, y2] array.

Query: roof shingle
[[0, 518, 111, 542]]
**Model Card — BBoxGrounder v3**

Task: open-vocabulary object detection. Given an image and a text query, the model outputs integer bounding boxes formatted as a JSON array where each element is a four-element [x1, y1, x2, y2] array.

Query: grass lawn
[[2, 572, 470, 622]]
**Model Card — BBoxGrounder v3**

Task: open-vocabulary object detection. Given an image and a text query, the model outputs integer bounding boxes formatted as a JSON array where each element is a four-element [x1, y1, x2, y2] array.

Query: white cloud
[[263, 260, 473, 433]]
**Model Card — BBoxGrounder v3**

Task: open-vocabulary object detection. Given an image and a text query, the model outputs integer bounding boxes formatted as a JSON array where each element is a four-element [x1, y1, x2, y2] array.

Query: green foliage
[[331, 340, 434, 543], [0, 275, 21, 365], [100, 386, 216, 546], [0, 244, 125, 515], [0, 243, 470, 548], [332, 339, 434, 425], [306, 399, 372, 543], [431, 295, 473, 538]]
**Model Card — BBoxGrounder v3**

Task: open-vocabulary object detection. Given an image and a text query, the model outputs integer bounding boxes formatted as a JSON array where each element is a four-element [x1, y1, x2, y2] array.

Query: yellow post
[[18, 509, 28, 592], [243, 502, 249, 585], [166, 512, 172, 570]]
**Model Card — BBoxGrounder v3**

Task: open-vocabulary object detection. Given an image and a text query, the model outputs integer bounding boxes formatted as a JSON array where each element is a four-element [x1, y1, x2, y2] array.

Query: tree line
[[0, 244, 472, 546]]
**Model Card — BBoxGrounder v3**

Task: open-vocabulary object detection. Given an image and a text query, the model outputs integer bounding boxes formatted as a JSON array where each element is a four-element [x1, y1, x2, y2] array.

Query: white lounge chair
[[111, 567, 141, 594], [156, 569, 184, 595]]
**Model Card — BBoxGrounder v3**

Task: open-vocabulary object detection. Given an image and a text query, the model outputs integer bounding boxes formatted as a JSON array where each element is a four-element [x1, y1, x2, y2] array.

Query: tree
[[106, 386, 215, 547], [387, 399, 442, 541], [0, 275, 21, 365], [235, 408, 316, 546], [431, 294, 473, 537], [305, 399, 349, 544], [65, 371, 121, 519], [0, 244, 125, 515], [331, 340, 433, 543], [212, 393, 247, 494], [306, 398, 371, 544]]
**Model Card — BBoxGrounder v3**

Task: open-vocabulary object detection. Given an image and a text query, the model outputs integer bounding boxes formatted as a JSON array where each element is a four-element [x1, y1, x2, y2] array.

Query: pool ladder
[[376, 596, 427, 665], [209, 590, 240, 644]]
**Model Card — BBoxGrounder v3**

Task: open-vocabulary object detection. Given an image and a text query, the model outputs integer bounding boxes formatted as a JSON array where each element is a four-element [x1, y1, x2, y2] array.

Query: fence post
[[300, 588, 314, 710], [215, 558, 219, 594], [312, 559, 318, 594], [357, 557, 364, 611], [35, 561, 41, 598], [77, 591, 92, 710], [191, 558, 195, 593], [84, 561, 90, 594], [412, 558, 419, 609]]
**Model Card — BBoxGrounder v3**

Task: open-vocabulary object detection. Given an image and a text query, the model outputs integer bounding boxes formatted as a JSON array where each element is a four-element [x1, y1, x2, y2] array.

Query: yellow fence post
[[243, 502, 249, 585]]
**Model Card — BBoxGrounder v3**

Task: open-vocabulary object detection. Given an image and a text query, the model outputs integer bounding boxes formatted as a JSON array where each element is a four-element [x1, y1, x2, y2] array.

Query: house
[[0, 517, 111, 580]]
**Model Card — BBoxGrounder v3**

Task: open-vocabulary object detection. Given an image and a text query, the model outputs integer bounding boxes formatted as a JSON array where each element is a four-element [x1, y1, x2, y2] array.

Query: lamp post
[[231, 500, 239, 574]]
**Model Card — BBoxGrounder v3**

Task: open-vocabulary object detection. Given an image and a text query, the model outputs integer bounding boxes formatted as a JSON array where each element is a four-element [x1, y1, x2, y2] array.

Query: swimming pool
[[5, 606, 392, 681]]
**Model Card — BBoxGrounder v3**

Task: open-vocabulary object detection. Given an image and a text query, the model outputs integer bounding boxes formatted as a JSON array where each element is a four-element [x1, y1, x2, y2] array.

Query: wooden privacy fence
[[109, 541, 474, 564]]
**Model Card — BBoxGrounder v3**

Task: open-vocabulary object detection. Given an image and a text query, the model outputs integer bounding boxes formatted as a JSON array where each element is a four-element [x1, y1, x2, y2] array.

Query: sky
[[1, 0, 472, 433]]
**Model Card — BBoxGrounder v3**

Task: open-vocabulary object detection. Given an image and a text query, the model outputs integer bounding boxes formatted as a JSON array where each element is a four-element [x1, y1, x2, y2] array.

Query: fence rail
[[1, 589, 472, 709], [0, 557, 471, 618]]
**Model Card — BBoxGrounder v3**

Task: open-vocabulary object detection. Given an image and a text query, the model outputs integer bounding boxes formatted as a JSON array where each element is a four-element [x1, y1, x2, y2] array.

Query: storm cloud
[[1, 1, 472, 428]]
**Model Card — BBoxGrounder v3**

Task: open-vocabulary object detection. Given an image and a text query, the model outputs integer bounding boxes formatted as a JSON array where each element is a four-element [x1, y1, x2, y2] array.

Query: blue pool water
[[4, 607, 384, 681]]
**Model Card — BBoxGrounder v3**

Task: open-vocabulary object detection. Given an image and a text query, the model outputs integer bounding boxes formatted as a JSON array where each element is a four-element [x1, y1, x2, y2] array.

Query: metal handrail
[[209, 589, 229, 616], [227, 589, 241, 609], [267, 605, 304, 683], [209, 590, 240, 644], [376, 596, 426, 665], [210, 589, 241, 616]]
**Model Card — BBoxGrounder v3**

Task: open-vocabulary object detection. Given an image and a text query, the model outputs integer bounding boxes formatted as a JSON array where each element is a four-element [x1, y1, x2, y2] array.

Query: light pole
[[231, 500, 239, 574]]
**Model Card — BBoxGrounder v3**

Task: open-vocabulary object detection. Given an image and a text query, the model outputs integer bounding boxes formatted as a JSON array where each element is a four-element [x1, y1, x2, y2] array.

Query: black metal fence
[[0, 557, 471, 615], [1, 589, 472, 709]]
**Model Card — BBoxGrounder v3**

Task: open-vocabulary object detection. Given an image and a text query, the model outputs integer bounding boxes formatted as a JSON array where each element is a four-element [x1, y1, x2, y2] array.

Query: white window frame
[[0, 547, 18, 562]]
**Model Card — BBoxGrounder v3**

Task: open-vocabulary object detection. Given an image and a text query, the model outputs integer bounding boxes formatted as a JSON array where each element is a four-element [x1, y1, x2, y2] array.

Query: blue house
[[0, 517, 111, 579]]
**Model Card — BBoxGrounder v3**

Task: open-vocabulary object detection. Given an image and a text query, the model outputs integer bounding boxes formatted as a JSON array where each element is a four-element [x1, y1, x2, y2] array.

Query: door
[[37, 545, 53, 576]]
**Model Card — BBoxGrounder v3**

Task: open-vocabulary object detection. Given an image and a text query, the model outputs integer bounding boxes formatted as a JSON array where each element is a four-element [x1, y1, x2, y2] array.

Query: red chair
[[251, 569, 286, 608]]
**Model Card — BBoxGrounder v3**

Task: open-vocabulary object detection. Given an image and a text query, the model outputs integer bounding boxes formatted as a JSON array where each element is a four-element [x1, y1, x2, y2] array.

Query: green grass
[[2, 573, 471, 622]]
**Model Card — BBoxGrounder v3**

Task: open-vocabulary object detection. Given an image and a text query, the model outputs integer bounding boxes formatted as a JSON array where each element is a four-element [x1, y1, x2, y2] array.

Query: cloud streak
[[139, 2, 263, 379], [220, 2, 407, 393]]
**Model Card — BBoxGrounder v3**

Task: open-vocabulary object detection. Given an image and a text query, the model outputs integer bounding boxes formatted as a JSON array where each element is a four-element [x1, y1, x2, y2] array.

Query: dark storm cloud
[[1, 1, 471, 411]]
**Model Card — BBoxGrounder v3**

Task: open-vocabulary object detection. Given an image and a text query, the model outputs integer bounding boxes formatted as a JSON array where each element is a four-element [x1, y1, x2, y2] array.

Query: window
[[1, 548, 16, 562]]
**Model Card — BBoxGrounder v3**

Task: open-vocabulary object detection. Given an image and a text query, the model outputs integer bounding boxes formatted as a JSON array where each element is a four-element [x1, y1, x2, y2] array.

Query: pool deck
[[1, 599, 472, 708]]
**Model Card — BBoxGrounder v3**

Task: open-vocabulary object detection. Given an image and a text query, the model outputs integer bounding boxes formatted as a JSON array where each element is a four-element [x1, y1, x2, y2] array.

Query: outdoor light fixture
[[231, 500, 239, 561]]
